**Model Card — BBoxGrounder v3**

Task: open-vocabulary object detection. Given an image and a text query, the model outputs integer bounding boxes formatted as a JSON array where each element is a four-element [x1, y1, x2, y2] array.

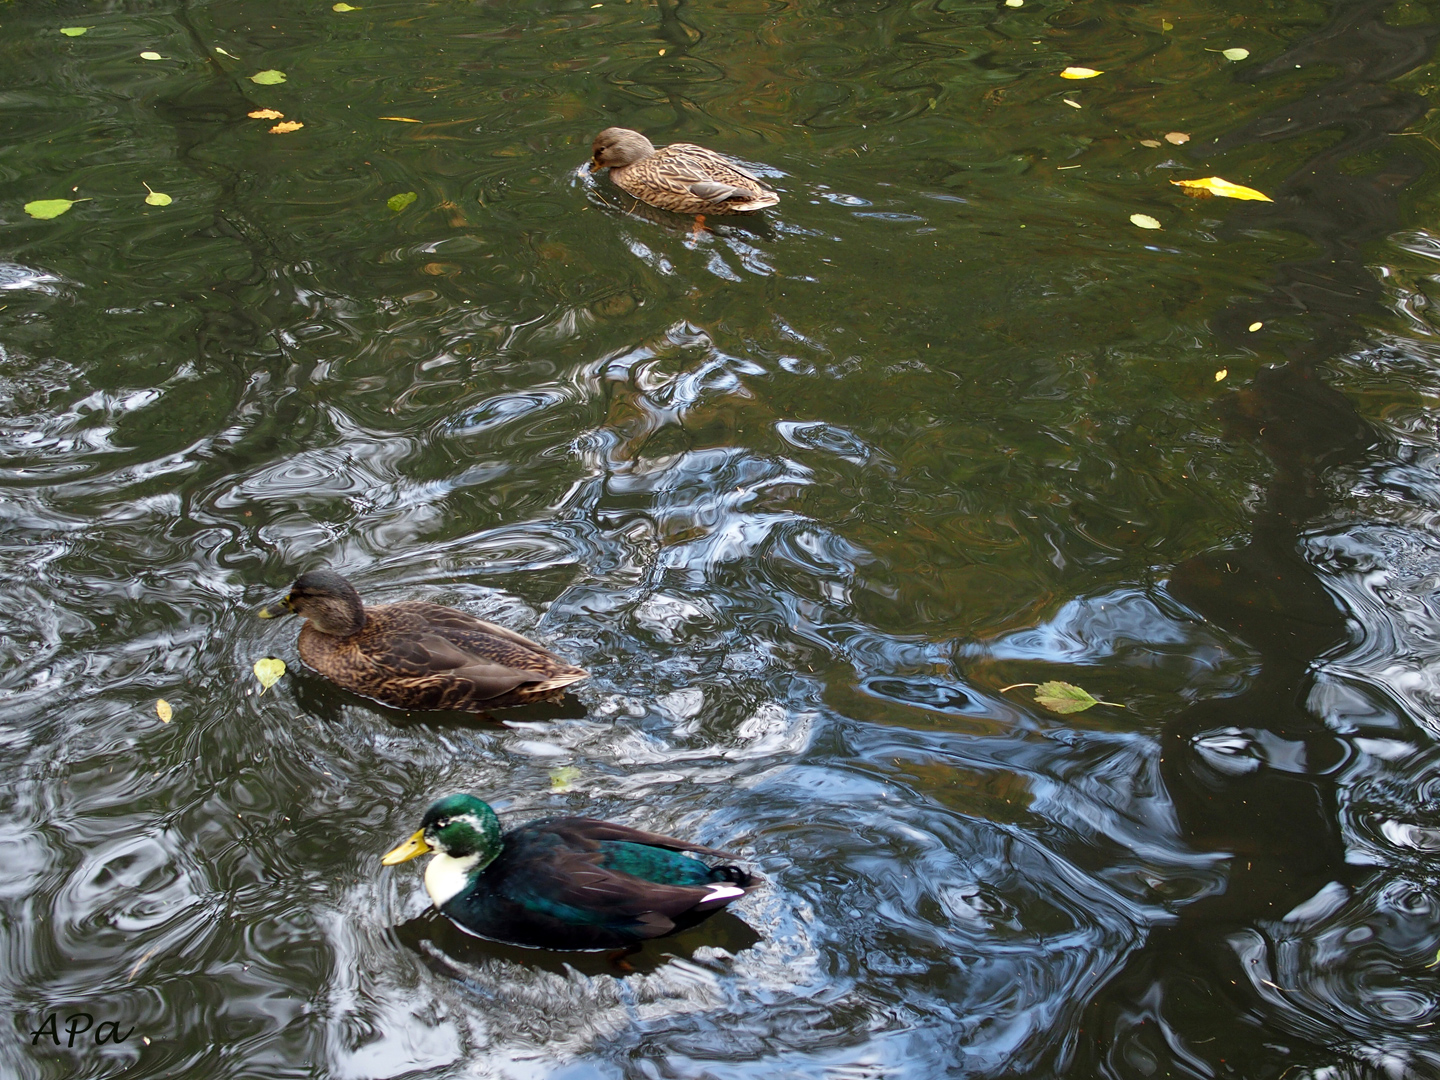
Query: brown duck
[[589, 127, 779, 218], [257, 570, 588, 712]]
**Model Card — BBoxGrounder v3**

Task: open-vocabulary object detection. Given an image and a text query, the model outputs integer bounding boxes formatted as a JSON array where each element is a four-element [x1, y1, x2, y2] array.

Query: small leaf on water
[[1034, 681, 1116, 714], [1140, 139, 1163, 147], [333, 2, 360, 8], [156, 699, 172, 723], [1222, 47, 1250, 61], [269, 121, 304, 134], [1427, 948, 1440, 969], [1162, 19, 1173, 30], [215, 47, 239, 59], [1005, 0, 1024, 7], [24, 198, 80, 219], [142, 182, 172, 206], [387, 190, 418, 212], [1063, 99, 1082, 109], [60, 27, 90, 37], [378, 116, 422, 122], [250, 69, 286, 84], [658, 48, 665, 55], [253, 657, 286, 694], [1164, 131, 1190, 144], [1215, 369, 1228, 381], [550, 766, 581, 791], [1248, 321, 1263, 332], [1060, 66, 1102, 79], [140, 51, 164, 60], [248, 108, 284, 119], [1171, 176, 1272, 202], [1130, 213, 1161, 230]]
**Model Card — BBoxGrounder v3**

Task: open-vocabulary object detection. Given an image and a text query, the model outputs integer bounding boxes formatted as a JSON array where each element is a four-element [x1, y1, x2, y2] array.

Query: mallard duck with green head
[[382, 793, 760, 950], [589, 127, 780, 218], [257, 570, 588, 713]]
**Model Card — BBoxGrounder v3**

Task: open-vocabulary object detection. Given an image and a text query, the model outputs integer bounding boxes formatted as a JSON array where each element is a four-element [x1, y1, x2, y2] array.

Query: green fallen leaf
[[1426, 948, 1440, 969], [550, 766, 581, 791], [1033, 680, 1124, 714], [387, 190, 418, 212], [60, 27, 91, 37], [250, 69, 286, 85], [143, 182, 172, 206], [1162, 19, 1173, 30], [1222, 47, 1250, 61], [253, 657, 286, 694], [24, 198, 84, 219]]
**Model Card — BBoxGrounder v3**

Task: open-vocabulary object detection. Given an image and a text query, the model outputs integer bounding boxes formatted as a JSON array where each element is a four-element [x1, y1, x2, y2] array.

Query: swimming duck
[[589, 127, 779, 217], [257, 570, 588, 712], [382, 793, 759, 951]]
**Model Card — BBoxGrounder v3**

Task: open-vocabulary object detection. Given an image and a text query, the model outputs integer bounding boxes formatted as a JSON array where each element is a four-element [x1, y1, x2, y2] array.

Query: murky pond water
[[4, 0, 1440, 1076]]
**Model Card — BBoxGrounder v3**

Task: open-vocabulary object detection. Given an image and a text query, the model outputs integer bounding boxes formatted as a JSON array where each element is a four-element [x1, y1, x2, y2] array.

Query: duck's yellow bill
[[256, 596, 294, 619], [382, 830, 431, 865]]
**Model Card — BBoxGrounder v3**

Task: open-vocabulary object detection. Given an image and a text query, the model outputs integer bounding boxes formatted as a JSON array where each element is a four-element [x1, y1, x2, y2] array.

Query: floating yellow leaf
[[378, 116, 422, 123], [248, 108, 284, 119], [1162, 19, 1173, 30], [156, 699, 172, 723], [1171, 176, 1272, 202], [24, 198, 85, 219], [253, 657, 286, 694], [1034, 681, 1123, 714], [1427, 948, 1440, 969], [250, 69, 286, 85], [270, 121, 304, 134], [60, 27, 91, 37], [215, 47, 240, 59], [1063, 99, 1082, 109], [1248, 321, 1263, 332], [1130, 213, 1161, 230], [550, 766, 581, 791], [1222, 47, 1250, 61], [1061, 67, 1103, 79], [142, 182, 171, 206], [999, 681, 1123, 713], [1164, 131, 1190, 144], [658, 48, 665, 55], [387, 191, 418, 212], [333, 2, 360, 8], [1005, 0, 1023, 6], [1215, 369, 1228, 381], [140, 51, 164, 60], [1140, 139, 1163, 148]]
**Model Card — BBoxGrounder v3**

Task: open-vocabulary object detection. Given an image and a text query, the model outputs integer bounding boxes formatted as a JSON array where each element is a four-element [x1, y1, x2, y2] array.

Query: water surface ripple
[[1, 0, 1439, 1077]]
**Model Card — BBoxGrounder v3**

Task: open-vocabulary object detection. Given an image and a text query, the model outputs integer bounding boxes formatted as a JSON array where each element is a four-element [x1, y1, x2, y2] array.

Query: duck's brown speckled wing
[[612, 143, 779, 216], [298, 601, 588, 711]]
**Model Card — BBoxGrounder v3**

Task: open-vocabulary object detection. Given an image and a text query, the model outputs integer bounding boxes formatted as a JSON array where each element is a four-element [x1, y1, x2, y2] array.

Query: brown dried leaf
[[1164, 131, 1190, 144]]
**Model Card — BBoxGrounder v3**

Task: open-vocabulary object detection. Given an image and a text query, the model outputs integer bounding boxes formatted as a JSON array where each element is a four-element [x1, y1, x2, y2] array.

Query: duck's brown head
[[590, 127, 656, 171], [258, 569, 366, 637]]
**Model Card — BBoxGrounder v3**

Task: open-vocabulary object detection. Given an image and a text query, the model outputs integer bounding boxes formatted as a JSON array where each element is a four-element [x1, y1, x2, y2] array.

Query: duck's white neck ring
[[423, 851, 486, 907]]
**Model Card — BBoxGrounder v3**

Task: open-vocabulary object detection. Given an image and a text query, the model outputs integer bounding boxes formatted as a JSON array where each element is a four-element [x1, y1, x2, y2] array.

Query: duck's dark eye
[[435, 819, 450, 829]]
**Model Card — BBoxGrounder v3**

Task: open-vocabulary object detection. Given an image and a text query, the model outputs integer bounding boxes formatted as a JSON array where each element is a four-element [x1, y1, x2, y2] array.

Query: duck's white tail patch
[[700, 883, 746, 905]]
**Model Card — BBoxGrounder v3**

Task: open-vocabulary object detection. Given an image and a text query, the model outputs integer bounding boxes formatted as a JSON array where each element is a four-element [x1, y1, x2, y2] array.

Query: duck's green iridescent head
[[381, 793, 503, 868]]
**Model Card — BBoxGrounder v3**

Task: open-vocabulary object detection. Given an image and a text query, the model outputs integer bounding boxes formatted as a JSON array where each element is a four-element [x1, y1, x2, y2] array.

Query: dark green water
[[4, 0, 1440, 1075]]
